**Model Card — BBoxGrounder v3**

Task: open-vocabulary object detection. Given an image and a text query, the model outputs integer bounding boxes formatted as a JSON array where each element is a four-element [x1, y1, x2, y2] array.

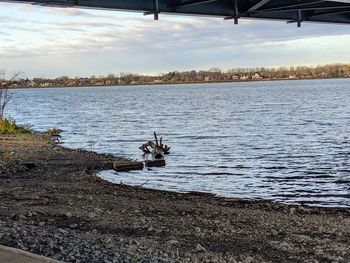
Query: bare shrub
[[0, 71, 21, 120]]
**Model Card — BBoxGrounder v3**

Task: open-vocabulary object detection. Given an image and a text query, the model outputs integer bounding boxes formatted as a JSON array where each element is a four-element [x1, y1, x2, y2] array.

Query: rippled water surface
[[8, 79, 350, 207]]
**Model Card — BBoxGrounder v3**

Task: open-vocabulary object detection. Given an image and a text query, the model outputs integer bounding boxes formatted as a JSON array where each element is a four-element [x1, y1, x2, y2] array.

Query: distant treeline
[[2, 63, 350, 88]]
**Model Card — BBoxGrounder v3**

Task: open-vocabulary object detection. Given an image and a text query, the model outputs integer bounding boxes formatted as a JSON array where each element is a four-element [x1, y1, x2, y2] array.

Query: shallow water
[[8, 79, 350, 207]]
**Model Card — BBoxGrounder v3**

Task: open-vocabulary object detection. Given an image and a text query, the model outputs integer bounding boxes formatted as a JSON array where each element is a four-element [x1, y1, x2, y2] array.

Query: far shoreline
[[9, 76, 350, 90]]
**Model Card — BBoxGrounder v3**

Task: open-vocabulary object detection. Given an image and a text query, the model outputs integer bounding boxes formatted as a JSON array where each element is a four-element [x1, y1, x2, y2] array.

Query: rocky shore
[[0, 133, 349, 263]]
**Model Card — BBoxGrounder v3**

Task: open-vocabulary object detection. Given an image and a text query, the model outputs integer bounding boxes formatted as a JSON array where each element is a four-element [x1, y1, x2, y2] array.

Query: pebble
[[166, 240, 179, 246], [243, 257, 254, 263], [88, 212, 96, 219], [289, 207, 296, 215], [195, 244, 206, 252], [65, 212, 73, 218], [58, 228, 68, 234], [291, 234, 313, 243], [271, 241, 294, 252], [18, 214, 27, 220]]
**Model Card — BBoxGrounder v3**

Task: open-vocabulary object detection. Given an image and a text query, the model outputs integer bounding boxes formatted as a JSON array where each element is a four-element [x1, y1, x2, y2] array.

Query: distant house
[[320, 72, 327, 78], [41, 82, 52, 87], [28, 81, 37, 87], [78, 78, 90, 86], [204, 76, 213, 82], [232, 75, 239, 80], [252, 73, 262, 79], [67, 81, 76, 86]]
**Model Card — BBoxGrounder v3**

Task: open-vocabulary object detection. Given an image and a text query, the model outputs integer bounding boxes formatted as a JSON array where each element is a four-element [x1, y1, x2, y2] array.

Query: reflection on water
[[8, 79, 350, 207]]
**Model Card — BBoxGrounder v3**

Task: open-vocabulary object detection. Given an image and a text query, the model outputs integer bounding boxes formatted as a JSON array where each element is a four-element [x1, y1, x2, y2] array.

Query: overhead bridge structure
[[2, 0, 350, 26]]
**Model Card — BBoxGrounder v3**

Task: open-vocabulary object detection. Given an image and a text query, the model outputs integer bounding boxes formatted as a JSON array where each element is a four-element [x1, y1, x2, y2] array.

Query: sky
[[0, 2, 350, 78]]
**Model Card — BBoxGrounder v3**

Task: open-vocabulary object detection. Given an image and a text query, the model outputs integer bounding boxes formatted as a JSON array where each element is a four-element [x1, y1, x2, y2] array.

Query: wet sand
[[0, 133, 349, 263]]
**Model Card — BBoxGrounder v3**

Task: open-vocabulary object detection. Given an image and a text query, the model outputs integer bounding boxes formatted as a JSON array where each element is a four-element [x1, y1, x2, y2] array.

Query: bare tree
[[0, 71, 21, 120]]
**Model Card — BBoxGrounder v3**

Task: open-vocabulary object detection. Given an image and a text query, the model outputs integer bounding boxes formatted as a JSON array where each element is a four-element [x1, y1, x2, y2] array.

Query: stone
[[18, 214, 27, 220], [167, 239, 179, 246], [243, 257, 254, 263], [65, 212, 73, 218], [324, 255, 342, 261], [196, 244, 206, 252], [271, 241, 294, 252], [130, 239, 140, 246], [289, 207, 296, 215], [195, 227, 201, 233], [88, 212, 96, 219], [291, 234, 313, 243], [58, 228, 68, 234]]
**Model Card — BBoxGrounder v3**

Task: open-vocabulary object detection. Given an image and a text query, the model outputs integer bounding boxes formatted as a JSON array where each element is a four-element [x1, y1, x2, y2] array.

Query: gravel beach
[[0, 133, 349, 263]]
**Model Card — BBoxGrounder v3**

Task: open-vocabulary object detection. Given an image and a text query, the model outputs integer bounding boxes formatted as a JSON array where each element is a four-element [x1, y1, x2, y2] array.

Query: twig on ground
[[137, 180, 149, 188]]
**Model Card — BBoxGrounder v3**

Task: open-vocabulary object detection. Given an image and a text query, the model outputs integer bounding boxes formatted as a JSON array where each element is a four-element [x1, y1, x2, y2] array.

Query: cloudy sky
[[0, 2, 350, 78]]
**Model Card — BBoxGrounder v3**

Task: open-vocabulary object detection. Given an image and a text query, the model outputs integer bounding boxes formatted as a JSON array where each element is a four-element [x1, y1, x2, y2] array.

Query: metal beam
[[257, 5, 350, 13], [247, 0, 271, 13], [255, 0, 337, 13], [174, 0, 217, 8], [311, 8, 350, 17], [153, 0, 159, 20], [297, 9, 302, 27], [1, 0, 350, 24], [223, 0, 239, 24], [233, 0, 239, 24]]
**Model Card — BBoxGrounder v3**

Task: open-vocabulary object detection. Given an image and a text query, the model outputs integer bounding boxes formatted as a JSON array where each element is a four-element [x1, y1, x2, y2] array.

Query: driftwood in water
[[145, 159, 166, 167], [139, 143, 151, 155], [113, 161, 144, 172], [148, 141, 165, 159], [154, 132, 159, 147], [153, 132, 170, 154], [139, 132, 171, 160]]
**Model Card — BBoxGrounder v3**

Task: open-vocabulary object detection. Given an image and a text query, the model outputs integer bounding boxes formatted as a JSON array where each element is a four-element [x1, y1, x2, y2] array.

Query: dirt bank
[[0, 133, 349, 263]]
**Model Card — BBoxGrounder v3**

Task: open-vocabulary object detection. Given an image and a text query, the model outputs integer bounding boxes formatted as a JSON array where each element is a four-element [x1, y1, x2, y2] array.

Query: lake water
[[8, 79, 350, 207]]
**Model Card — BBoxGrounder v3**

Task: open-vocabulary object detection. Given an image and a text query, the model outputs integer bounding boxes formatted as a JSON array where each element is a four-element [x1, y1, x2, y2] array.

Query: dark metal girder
[[312, 8, 350, 16], [255, 0, 350, 13], [1, 0, 350, 24], [172, 0, 218, 8], [257, 5, 350, 13], [247, 0, 271, 13]]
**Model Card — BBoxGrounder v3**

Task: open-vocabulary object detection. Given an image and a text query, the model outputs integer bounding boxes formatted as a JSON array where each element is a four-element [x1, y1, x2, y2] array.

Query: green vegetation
[[0, 118, 32, 134], [1, 71, 29, 134], [47, 128, 62, 136]]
